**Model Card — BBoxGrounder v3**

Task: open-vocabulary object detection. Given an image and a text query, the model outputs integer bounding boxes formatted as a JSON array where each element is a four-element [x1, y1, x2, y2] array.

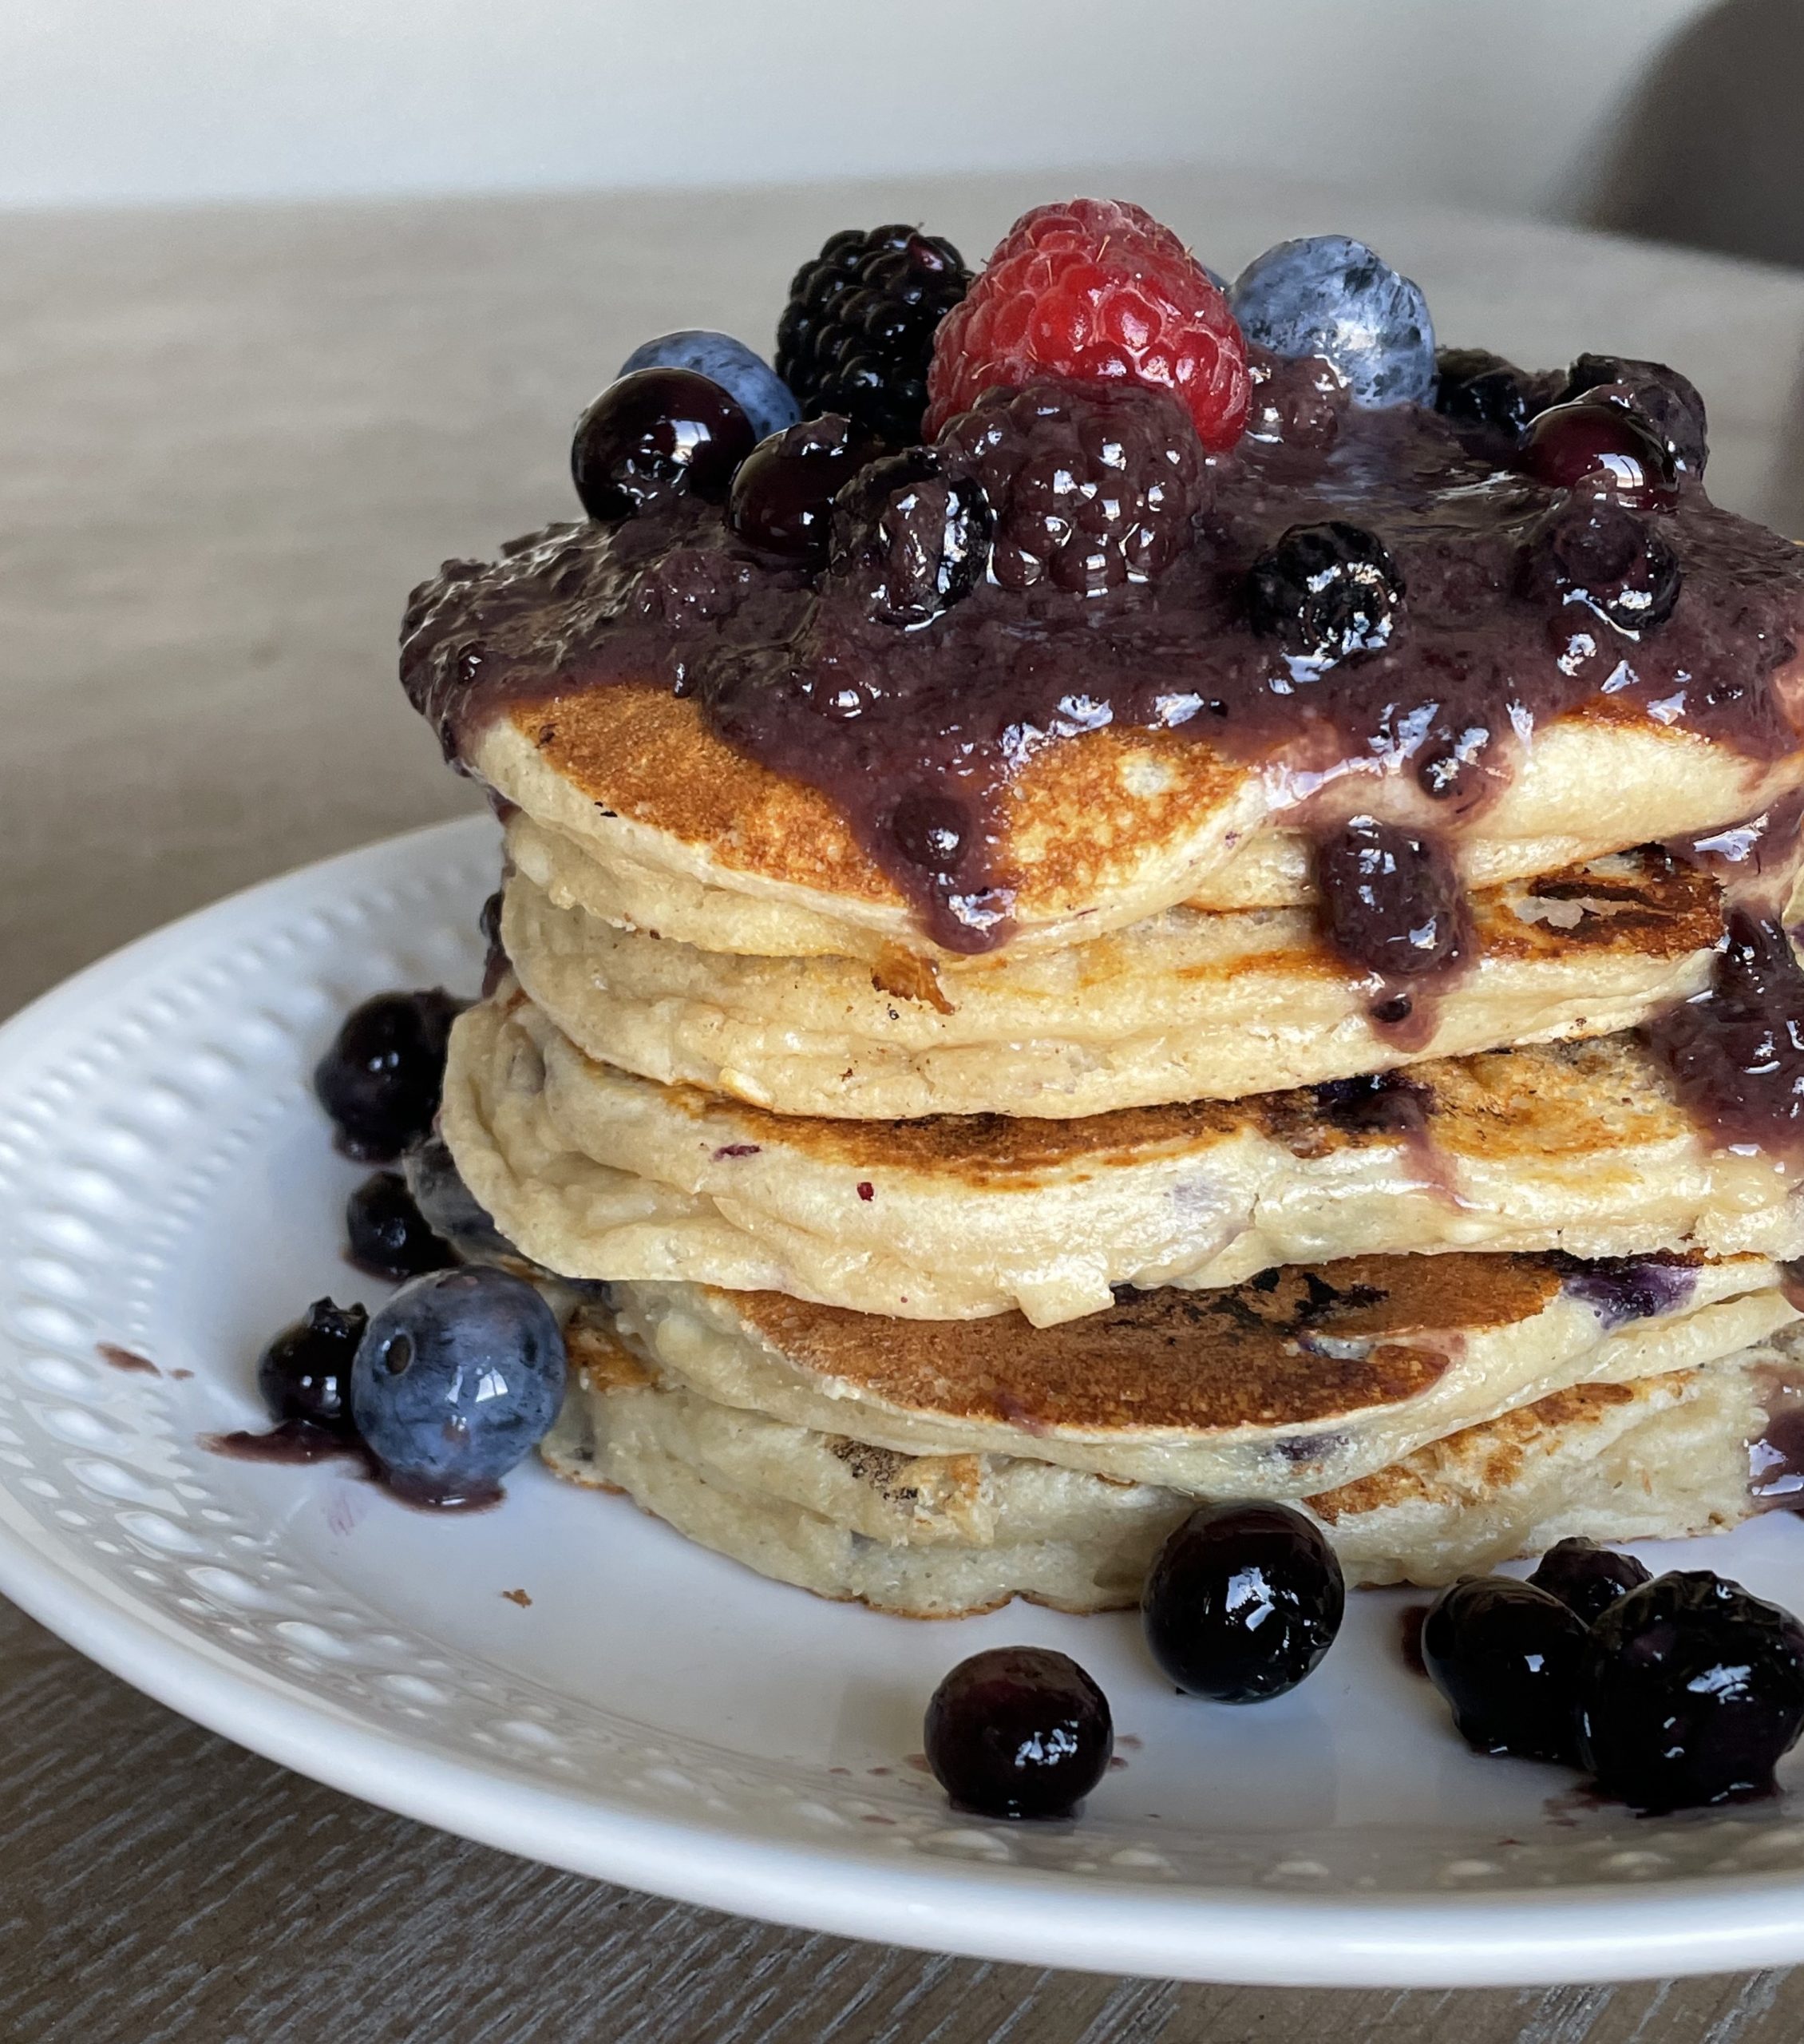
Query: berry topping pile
[[937, 378, 1205, 596], [924, 198, 1247, 451], [1419, 1550, 1804, 1809], [777, 225, 971, 446]]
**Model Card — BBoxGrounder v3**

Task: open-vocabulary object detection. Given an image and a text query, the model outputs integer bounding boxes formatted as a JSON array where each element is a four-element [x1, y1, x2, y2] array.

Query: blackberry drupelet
[[937, 378, 1205, 597], [776, 224, 971, 447]]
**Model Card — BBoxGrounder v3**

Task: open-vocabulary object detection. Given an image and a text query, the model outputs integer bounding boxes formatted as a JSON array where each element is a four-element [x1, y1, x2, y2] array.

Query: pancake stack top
[[401, 201, 1804, 1614]]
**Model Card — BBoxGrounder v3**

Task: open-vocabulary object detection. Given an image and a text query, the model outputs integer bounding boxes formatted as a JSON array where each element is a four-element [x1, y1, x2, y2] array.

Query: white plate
[[8, 815, 1804, 1987]]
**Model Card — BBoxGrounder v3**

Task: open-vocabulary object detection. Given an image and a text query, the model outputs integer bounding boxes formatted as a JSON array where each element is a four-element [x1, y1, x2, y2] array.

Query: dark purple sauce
[[1311, 1069, 1434, 1141], [201, 1423, 501, 1511], [1544, 1252, 1699, 1329], [399, 396, 1804, 957], [1646, 912, 1804, 1165], [97, 1343, 159, 1376]]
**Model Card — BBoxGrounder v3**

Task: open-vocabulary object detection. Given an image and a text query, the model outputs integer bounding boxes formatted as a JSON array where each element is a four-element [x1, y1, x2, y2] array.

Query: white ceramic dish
[[7, 814, 1804, 1987]]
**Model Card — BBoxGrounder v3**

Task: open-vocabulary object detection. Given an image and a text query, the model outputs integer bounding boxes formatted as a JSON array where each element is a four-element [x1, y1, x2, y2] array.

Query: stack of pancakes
[[427, 686, 1804, 1614]]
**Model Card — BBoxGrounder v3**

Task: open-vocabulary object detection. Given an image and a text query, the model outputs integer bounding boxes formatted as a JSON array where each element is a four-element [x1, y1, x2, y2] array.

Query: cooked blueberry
[[403, 1132, 518, 1265], [257, 1297, 367, 1435], [350, 1268, 565, 1503], [829, 448, 992, 625], [924, 1646, 1112, 1820], [1579, 1571, 1804, 1811], [1520, 402, 1677, 510], [726, 414, 881, 561], [1521, 497, 1682, 634], [1559, 352, 1707, 473], [1231, 236, 1434, 409], [617, 330, 800, 441], [891, 789, 971, 873], [346, 1171, 457, 1281], [1421, 1576, 1586, 1764], [1141, 1501, 1344, 1703], [313, 989, 465, 1163], [1317, 817, 1469, 982], [479, 887, 508, 995], [1246, 521, 1403, 664], [1433, 347, 1540, 440], [1529, 1538, 1653, 1628], [572, 366, 756, 521]]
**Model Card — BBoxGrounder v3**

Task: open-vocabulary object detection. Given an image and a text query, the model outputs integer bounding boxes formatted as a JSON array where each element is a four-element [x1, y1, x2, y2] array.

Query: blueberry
[[313, 989, 465, 1163], [350, 1268, 566, 1503], [572, 366, 757, 521], [1559, 352, 1707, 473], [1231, 236, 1434, 409], [1141, 1501, 1344, 1702], [1521, 498, 1683, 636], [924, 1646, 1113, 1820], [1316, 816, 1470, 983], [1579, 1571, 1804, 1811], [1434, 347, 1543, 442], [258, 1297, 367, 1435], [829, 448, 992, 625], [1422, 1577, 1586, 1763], [1529, 1537, 1653, 1628], [345, 1171, 457, 1281], [1519, 402, 1677, 511], [1246, 521, 1404, 664], [726, 414, 881, 561], [618, 330, 801, 442], [403, 1132, 519, 1266]]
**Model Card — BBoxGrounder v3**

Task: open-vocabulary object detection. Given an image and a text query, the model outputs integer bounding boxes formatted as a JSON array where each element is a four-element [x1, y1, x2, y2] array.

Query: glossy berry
[[1231, 236, 1434, 410], [617, 329, 800, 441], [479, 887, 507, 996], [346, 1171, 457, 1282], [925, 199, 1247, 452], [350, 1267, 566, 1503], [1421, 1577, 1587, 1764], [1579, 1571, 1804, 1810], [1317, 816, 1470, 982], [727, 415, 881, 562], [1434, 347, 1548, 441], [1529, 1538, 1653, 1628], [939, 378, 1205, 596], [1559, 352, 1707, 473], [924, 1646, 1113, 1820], [1244, 347, 1346, 450], [313, 989, 465, 1163], [1520, 401, 1678, 509], [1141, 1501, 1344, 1703], [828, 449, 992, 625], [403, 1133, 520, 1267], [629, 545, 758, 631], [1521, 497, 1682, 636], [571, 367, 756, 521], [1246, 521, 1403, 663], [891, 789, 972, 873], [257, 1297, 368, 1436], [777, 225, 970, 446]]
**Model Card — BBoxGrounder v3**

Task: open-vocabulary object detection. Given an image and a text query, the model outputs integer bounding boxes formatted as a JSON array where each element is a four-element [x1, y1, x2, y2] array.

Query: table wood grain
[[5, 169, 1804, 2042]]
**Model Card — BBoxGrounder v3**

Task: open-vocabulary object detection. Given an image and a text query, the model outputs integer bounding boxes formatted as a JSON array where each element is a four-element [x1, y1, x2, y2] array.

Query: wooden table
[[6, 168, 1804, 2043]]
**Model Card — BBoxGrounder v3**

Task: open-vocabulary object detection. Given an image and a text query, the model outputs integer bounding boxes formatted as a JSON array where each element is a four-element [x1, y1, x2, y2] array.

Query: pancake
[[502, 843, 1724, 1119], [604, 1255, 1794, 1496], [541, 1317, 1776, 1615], [479, 688, 1804, 959], [444, 994, 1804, 1325]]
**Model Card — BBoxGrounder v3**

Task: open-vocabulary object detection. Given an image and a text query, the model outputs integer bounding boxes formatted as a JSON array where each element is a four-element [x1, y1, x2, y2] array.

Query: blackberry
[[828, 449, 992, 626], [777, 225, 971, 447], [938, 378, 1205, 597], [1246, 521, 1404, 663]]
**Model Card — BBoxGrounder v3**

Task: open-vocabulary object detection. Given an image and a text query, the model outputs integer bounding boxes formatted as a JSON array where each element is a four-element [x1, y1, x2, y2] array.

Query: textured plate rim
[[4, 815, 1804, 1987]]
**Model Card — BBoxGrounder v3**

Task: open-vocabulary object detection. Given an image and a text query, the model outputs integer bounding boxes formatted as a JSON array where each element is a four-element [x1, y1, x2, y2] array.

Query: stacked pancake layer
[[432, 754, 1804, 1611]]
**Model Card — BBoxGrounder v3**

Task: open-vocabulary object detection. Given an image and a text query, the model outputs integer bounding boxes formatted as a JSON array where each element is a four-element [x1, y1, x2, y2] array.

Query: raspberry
[[924, 199, 1247, 453], [938, 378, 1205, 597], [776, 226, 971, 447]]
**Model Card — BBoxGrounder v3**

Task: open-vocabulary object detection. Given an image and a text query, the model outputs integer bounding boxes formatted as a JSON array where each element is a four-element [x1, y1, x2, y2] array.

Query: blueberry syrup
[[97, 1343, 159, 1376], [1544, 1252, 1699, 1329], [201, 1423, 501, 1511]]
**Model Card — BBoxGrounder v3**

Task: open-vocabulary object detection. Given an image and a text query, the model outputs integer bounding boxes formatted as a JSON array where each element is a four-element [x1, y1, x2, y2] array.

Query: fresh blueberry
[[1421, 1576, 1587, 1764], [1529, 1537, 1653, 1628], [618, 330, 801, 442], [258, 1297, 368, 1435], [924, 1646, 1113, 1820], [313, 989, 465, 1163], [1141, 1501, 1344, 1702], [345, 1171, 457, 1281], [1579, 1571, 1804, 1810], [1231, 236, 1434, 409], [350, 1268, 566, 1503]]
